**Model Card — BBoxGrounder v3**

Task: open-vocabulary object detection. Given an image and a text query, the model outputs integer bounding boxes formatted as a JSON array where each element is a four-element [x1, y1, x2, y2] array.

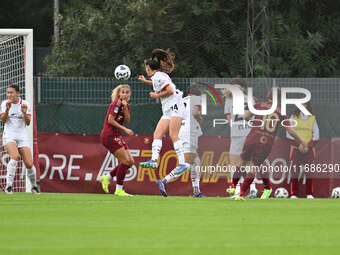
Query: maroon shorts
[[240, 141, 272, 166], [100, 135, 128, 153]]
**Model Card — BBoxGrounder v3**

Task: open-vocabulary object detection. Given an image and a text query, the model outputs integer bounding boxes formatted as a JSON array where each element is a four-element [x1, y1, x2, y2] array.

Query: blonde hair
[[111, 84, 131, 101]]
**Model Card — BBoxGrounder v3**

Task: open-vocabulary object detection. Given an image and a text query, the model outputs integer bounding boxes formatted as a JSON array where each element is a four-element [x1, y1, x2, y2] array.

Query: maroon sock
[[260, 171, 271, 190], [231, 166, 242, 187], [306, 178, 313, 195], [291, 178, 299, 196], [240, 173, 255, 196], [116, 164, 130, 185], [109, 164, 121, 178]]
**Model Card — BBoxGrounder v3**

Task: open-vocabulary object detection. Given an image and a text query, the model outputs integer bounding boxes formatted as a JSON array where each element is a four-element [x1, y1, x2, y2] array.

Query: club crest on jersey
[[114, 106, 119, 113]]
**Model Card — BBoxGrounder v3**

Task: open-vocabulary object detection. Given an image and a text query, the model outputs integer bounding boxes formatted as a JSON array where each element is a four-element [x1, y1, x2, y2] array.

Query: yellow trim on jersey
[[293, 115, 315, 143]]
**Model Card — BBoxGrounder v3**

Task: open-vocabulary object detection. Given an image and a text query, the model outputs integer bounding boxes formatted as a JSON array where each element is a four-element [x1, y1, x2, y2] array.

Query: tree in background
[[43, 0, 340, 78]]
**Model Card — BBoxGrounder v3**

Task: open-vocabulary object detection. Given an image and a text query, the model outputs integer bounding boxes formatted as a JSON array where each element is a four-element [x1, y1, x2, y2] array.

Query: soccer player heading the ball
[[1, 84, 39, 194], [138, 48, 190, 196], [99, 85, 135, 196], [234, 87, 308, 200]]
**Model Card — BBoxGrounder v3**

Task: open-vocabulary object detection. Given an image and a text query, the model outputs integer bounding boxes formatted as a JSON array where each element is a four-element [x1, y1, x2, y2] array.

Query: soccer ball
[[274, 187, 289, 198], [331, 187, 340, 198], [114, 65, 131, 81]]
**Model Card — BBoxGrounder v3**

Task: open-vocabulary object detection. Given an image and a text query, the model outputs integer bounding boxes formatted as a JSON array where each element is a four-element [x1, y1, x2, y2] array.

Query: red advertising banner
[[38, 133, 340, 198]]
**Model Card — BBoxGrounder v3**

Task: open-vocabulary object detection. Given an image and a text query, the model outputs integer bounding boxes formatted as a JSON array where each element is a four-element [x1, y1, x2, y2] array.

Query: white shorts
[[3, 137, 30, 148], [229, 136, 247, 155], [161, 99, 186, 120], [180, 133, 199, 154]]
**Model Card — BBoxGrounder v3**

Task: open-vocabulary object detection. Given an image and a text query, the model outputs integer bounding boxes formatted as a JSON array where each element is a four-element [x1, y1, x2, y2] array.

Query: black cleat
[[31, 186, 40, 194], [5, 186, 13, 194], [194, 193, 208, 198]]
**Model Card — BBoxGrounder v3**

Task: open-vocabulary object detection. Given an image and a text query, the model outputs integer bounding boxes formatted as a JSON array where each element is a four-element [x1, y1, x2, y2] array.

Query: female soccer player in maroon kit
[[99, 85, 135, 196], [234, 87, 308, 200]]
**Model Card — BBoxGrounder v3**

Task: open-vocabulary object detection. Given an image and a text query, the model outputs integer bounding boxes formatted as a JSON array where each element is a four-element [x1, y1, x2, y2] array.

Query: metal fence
[[33, 77, 340, 136]]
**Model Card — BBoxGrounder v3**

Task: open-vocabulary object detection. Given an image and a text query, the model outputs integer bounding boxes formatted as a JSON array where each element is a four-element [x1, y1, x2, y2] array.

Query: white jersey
[[180, 95, 202, 137], [150, 70, 182, 111], [1, 98, 31, 140], [224, 95, 254, 137]]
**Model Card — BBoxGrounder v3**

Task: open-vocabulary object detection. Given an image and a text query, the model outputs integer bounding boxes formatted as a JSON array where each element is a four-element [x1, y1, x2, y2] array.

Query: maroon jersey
[[246, 101, 288, 145], [101, 98, 130, 138], [240, 101, 288, 166]]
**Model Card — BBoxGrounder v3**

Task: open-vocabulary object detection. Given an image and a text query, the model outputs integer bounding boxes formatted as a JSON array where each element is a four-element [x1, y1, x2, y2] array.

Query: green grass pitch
[[0, 193, 339, 255]]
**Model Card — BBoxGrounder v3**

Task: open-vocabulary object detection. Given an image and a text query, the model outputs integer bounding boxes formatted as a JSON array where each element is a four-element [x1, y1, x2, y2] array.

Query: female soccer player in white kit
[[156, 83, 205, 197], [223, 77, 257, 198], [138, 49, 190, 183], [1, 84, 39, 194]]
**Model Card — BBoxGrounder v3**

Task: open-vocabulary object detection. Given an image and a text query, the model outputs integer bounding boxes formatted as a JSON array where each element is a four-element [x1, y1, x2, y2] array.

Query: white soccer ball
[[274, 187, 289, 198], [114, 65, 131, 81], [331, 187, 340, 198]]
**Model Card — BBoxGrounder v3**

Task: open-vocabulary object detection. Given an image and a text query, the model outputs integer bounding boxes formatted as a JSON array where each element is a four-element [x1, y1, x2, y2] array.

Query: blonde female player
[[99, 85, 135, 196], [138, 49, 190, 187], [1, 84, 39, 194], [156, 83, 206, 197], [223, 77, 258, 198]]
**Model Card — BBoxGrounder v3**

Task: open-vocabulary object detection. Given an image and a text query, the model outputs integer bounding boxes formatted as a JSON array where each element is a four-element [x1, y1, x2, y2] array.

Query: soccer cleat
[[114, 189, 132, 197], [246, 189, 258, 199], [307, 195, 314, 199], [235, 195, 245, 201], [156, 179, 168, 197], [290, 195, 298, 199], [226, 186, 236, 196], [99, 175, 110, 194], [260, 188, 272, 199], [5, 186, 13, 194], [173, 163, 190, 175], [139, 159, 158, 169], [194, 193, 208, 198], [31, 186, 40, 194]]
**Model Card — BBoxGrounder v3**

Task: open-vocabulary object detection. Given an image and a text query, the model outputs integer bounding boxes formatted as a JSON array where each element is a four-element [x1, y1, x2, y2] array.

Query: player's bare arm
[[1, 100, 12, 123], [108, 114, 134, 136], [150, 85, 174, 99], [243, 110, 254, 121], [226, 114, 231, 126], [138, 75, 153, 86], [21, 104, 31, 126], [193, 105, 203, 125], [285, 126, 308, 151], [121, 100, 130, 125]]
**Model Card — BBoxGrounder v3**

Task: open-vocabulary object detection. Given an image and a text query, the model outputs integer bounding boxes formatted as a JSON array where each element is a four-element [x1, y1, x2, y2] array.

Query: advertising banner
[[38, 133, 340, 197]]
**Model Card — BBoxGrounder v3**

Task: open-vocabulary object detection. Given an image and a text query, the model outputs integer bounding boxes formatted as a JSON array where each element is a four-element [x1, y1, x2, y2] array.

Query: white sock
[[151, 139, 162, 161], [173, 140, 185, 164], [6, 159, 18, 188], [250, 180, 256, 191], [106, 173, 113, 180], [191, 157, 201, 194], [27, 166, 37, 187], [116, 184, 123, 190]]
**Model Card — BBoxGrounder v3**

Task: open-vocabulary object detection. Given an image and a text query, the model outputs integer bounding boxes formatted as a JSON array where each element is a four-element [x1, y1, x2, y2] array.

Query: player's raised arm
[[138, 75, 153, 86], [243, 110, 254, 121]]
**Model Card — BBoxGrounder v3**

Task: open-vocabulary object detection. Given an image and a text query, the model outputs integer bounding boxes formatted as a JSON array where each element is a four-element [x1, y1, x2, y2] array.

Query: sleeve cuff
[[161, 84, 169, 91]]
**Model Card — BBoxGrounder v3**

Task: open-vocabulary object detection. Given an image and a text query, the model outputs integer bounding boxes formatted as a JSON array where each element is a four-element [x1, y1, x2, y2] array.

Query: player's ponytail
[[111, 84, 131, 101], [148, 48, 175, 74]]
